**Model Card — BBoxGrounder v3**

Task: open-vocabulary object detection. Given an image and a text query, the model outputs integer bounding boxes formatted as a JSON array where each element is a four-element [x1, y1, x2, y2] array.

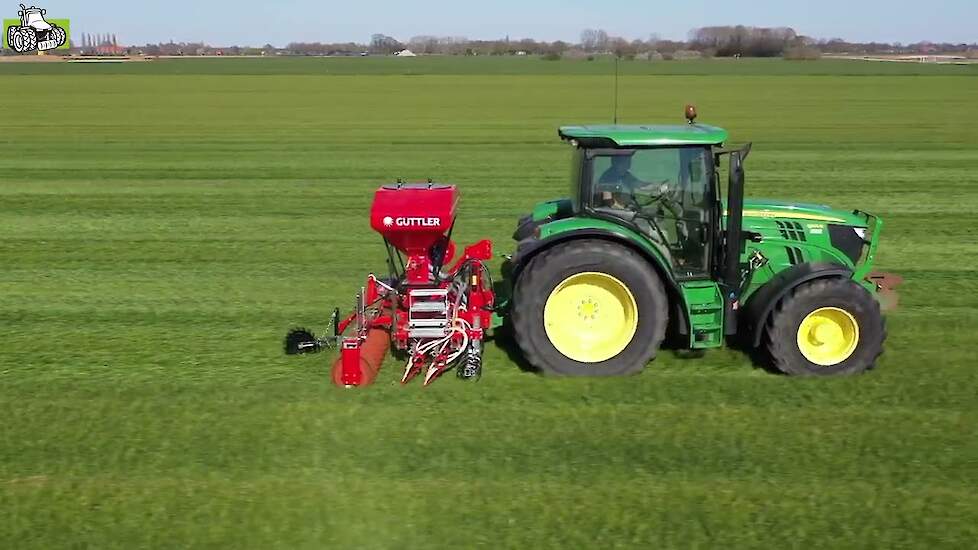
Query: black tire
[[512, 239, 668, 376], [48, 27, 66, 48], [6, 25, 15, 49], [764, 277, 885, 376], [12, 28, 36, 53]]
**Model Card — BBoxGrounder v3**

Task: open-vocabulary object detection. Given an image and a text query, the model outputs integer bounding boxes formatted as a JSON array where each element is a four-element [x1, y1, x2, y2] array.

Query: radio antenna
[[613, 55, 620, 124]]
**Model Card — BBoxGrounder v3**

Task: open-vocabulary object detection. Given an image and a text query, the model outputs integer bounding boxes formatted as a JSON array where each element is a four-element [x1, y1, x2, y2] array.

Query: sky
[[37, 0, 977, 47]]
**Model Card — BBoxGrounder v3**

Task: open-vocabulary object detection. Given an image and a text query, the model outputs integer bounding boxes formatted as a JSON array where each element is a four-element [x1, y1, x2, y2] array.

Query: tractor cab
[[20, 6, 53, 30], [553, 118, 742, 285], [561, 130, 723, 279]]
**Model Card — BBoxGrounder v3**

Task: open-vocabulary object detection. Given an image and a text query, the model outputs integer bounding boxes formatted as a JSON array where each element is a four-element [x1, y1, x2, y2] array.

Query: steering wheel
[[637, 180, 682, 216], [597, 179, 684, 221], [637, 181, 691, 250]]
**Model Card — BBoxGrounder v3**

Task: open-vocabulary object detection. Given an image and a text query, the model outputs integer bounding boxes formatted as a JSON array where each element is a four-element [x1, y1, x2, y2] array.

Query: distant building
[[79, 32, 125, 55]]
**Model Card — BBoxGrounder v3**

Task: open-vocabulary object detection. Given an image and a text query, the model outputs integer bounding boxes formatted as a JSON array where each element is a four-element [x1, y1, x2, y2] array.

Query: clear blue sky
[[39, 0, 977, 47]]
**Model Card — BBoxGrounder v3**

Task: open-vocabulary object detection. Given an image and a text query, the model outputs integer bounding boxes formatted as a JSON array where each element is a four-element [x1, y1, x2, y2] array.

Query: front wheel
[[48, 27, 66, 48], [512, 239, 668, 376], [764, 278, 885, 376], [11, 28, 35, 53]]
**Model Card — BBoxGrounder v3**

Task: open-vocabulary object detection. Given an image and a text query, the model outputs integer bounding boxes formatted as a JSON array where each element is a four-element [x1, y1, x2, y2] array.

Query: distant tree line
[[54, 26, 976, 59], [689, 26, 798, 57], [279, 27, 977, 59], [118, 41, 274, 56]]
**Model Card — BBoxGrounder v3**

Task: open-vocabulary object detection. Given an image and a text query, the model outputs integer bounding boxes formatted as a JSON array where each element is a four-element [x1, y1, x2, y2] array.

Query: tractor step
[[681, 281, 725, 349]]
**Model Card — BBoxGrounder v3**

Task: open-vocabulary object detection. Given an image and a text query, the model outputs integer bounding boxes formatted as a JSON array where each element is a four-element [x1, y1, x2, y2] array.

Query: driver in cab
[[597, 155, 671, 211]]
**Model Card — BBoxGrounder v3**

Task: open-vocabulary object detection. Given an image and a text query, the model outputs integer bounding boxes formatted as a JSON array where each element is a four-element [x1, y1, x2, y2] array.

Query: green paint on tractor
[[500, 113, 899, 377], [559, 124, 729, 147]]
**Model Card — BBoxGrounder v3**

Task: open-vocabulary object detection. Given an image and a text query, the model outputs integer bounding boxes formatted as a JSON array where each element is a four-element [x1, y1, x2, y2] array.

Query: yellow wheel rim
[[796, 307, 859, 366], [543, 272, 638, 363]]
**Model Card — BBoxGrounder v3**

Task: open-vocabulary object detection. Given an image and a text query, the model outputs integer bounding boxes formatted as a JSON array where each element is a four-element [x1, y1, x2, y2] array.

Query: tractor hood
[[740, 199, 867, 227]]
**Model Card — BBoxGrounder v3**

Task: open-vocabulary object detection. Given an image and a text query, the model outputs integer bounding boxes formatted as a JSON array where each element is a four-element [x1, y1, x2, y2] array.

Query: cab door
[[586, 147, 714, 279]]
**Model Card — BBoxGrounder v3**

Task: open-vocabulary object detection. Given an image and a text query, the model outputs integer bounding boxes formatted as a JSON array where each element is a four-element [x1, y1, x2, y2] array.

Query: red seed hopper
[[285, 182, 494, 387]]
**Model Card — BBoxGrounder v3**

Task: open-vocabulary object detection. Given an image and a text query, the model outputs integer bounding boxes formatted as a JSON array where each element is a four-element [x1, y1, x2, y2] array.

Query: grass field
[[2, 57, 977, 548], [5, 55, 978, 76]]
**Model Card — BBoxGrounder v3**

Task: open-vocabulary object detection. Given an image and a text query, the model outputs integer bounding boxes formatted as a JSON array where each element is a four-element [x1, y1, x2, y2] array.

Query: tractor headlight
[[853, 227, 867, 240]]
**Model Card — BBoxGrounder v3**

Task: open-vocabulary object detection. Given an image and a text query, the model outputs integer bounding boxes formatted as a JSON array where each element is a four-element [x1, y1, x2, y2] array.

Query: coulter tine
[[401, 362, 418, 384], [423, 365, 440, 386]]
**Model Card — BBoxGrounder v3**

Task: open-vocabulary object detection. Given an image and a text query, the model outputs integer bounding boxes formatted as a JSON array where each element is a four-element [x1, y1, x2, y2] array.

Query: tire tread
[[512, 239, 668, 376], [764, 277, 885, 376]]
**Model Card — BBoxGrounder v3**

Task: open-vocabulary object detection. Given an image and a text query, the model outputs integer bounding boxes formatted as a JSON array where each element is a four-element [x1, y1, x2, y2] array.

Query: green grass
[[2, 57, 977, 548], [3, 55, 977, 76]]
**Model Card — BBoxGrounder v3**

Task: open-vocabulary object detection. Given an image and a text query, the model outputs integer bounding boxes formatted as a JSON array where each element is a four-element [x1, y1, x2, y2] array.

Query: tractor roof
[[558, 124, 728, 147]]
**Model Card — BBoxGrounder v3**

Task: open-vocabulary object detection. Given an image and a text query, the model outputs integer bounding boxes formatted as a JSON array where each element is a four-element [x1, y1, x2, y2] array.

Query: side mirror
[[740, 142, 752, 161]]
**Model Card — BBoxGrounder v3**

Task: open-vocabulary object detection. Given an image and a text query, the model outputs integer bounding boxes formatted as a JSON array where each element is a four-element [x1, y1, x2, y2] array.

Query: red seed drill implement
[[285, 182, 493, 387]]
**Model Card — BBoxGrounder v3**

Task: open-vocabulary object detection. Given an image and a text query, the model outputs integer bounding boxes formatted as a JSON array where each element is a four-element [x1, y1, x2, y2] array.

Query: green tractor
[[501, 109, 899, 376]]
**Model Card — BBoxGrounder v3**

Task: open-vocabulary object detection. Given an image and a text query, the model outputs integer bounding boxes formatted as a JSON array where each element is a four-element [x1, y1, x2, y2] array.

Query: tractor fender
[[508, 229, 690, 336], [742, 261, 853, 347]]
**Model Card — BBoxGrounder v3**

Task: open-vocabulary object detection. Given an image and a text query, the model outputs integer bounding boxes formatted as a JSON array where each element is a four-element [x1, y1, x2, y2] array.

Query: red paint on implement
[[322, 182, 493, 388], [331, 329, 390, 387], [370, 183, 459, 284]]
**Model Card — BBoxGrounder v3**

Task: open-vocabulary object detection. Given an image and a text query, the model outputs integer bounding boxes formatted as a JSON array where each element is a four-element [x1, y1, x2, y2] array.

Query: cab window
[[589, 147, 712, 276]]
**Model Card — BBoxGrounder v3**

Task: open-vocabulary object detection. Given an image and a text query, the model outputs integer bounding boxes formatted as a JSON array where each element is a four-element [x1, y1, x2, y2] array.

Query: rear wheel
[[12, 28, 36, 53], [512, 239, 668, 376], [764, 278, 885, 376]]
